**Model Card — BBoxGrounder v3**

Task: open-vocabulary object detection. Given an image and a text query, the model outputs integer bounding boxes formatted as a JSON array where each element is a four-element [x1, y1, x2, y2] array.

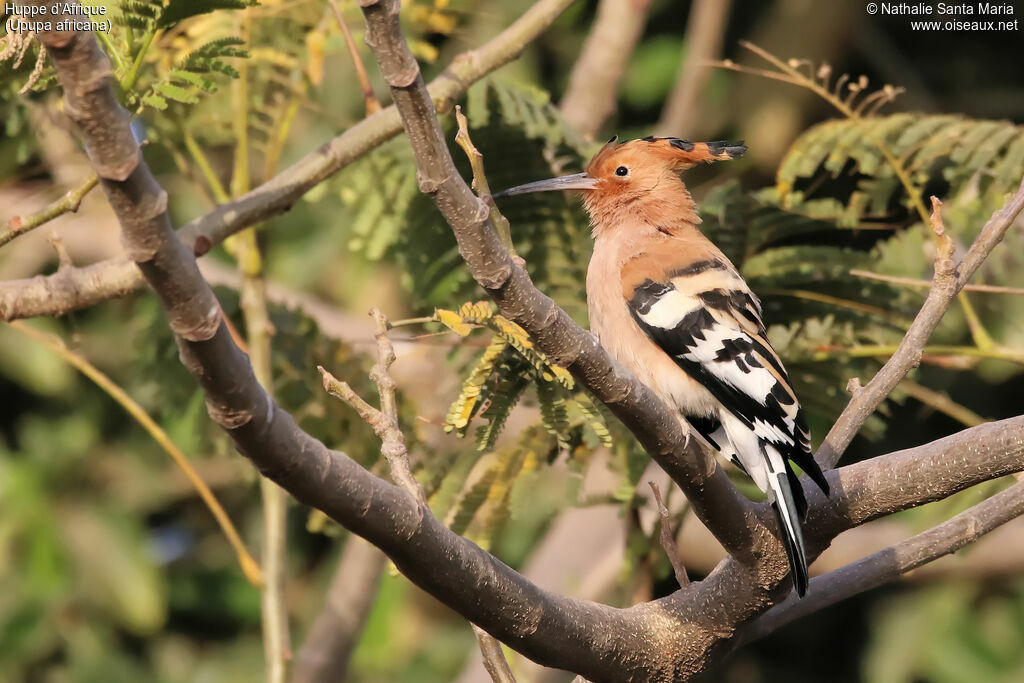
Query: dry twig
[[817, 190, 1024, 469], [649, 481, 689, 586], [0, 173, 98, 248], [319, 309, 425, 504], [0, 0, 577, 322], [473, 625, 518, 683]]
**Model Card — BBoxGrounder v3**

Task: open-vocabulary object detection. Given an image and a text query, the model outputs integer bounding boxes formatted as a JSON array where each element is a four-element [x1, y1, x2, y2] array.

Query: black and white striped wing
[[627, 272, 828, 494]]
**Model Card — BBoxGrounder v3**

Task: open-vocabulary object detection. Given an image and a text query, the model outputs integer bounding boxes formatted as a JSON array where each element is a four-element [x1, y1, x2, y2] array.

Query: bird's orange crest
[[493, 135, 745, 235]]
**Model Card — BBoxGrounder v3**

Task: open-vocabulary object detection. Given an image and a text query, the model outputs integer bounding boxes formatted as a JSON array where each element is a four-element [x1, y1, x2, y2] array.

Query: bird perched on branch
[[494, 136, 830, 596]]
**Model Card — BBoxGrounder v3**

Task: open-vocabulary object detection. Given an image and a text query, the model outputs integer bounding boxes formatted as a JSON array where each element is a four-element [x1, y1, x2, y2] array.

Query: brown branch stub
[[472, 624, 518, 683], [319, 365, 382, 425], [649, 481, 689, 586], [453, 104, 515, 256], [928, 195, 955, 277]]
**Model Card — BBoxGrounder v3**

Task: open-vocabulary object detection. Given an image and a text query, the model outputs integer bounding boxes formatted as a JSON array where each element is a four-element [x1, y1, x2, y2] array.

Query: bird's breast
[[586, 241, 717, 417]]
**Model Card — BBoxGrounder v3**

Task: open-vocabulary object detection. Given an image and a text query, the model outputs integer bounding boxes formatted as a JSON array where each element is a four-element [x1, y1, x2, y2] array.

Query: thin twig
[[898, 379, 987, 428], [657, 0, 733, 135], [6, 320, 263, 586], [318, 310, 426, 504], [714, 42, 925, 226], [453, 105, 515, 256], [816, 187, 1024, 469], [0, 173, 98, 247], [648, 481, 689, 586], [473, 624, 518, 683], [328, 0, 382, 115], [0, 0, 577, 323], [559, 0, 651, 139], [850, 269, 1024, 296]]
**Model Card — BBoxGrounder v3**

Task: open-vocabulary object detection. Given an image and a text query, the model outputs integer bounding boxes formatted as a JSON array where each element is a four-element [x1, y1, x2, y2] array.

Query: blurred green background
[[2, 1, 1024, 681]]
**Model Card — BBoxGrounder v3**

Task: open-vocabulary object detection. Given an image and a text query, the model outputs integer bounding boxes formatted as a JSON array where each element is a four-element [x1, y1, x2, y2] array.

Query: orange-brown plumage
[[582, 137, 746, 234], [494, 136, 829, 597]]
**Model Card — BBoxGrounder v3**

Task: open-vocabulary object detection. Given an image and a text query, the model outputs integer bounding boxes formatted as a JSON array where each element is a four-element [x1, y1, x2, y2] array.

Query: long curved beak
[[492, 172, 599, 199]]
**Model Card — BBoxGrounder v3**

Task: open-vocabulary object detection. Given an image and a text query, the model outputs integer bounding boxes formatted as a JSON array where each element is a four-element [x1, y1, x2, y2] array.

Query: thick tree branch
[[357, 0, 767, 569], [559, 0, 651, 139], [740, 480, 1024, 646], [817, 189, 1024, 469], [0, 0, 576, 322], [807, 415, 1024, 542]]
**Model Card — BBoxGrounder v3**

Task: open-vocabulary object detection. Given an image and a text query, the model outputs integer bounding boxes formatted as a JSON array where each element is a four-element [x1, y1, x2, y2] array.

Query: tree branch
[[739, 480, 1024, 646], [473, 624, 518, 683], [656, 0, 733, 135], [34, 6, 1024, 681], [290, 537, 387, 683], [649, 481, 689, 586], [0, 172, 98, 247], [559, 0, 651, 139], [357, 0, 768, 570], [817, 189, 1024, 469], [0, 0, 576, 322]]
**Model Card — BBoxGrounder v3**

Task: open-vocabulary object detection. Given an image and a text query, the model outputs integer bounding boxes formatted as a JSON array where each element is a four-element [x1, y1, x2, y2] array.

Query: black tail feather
[[772, 473, 809, 597]]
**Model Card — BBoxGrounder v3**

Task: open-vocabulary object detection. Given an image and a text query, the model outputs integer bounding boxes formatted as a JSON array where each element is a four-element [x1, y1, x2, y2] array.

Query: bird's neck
[[586, 176, 702, 239]]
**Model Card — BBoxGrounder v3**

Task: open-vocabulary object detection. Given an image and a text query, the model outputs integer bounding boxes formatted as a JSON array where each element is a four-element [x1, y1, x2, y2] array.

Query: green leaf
[[153, 81, 199, 104], [140, 92, 167, 110], [156, 0, 254, 29]]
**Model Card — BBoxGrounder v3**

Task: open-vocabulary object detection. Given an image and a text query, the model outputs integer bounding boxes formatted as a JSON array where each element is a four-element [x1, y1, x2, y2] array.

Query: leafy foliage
[[338, 78, 594, 319], [768, 114, 1024, 229]]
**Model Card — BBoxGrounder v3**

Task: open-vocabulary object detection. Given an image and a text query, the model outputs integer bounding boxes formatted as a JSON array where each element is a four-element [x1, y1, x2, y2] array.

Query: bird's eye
[[615, 166, 629, 177]]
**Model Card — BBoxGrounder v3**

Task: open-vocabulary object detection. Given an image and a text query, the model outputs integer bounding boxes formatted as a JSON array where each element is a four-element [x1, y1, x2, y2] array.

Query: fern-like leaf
[[156, 0, 256, 29]]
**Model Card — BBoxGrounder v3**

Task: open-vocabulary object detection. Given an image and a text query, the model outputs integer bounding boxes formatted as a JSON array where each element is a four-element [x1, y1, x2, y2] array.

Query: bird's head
[[494, 136, 746, 233]]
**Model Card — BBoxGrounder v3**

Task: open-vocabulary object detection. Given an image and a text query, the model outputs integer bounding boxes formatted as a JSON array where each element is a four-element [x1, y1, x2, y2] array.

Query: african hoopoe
[[494, 136, 830, 596]]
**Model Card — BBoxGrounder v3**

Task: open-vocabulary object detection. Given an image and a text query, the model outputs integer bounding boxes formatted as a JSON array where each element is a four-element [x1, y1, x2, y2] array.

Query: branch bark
[[559, 0, 651, 139], [817, 190, 1024, 469], [33, 4, 1024, 682], [739, 480, 1024, 646], [357, 0, 768, 570], [0, 0, 576, 322]]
